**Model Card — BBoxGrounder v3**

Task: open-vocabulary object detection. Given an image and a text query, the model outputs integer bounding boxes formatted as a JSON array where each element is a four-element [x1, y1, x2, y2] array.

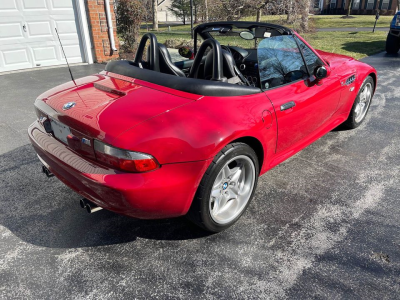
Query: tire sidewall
[[348, 76, 374, 128], [199, 144, 259, 232]]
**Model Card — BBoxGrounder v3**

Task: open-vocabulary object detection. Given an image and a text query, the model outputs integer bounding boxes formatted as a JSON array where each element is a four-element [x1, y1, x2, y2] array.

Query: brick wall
[[86, 0, 120, 63]]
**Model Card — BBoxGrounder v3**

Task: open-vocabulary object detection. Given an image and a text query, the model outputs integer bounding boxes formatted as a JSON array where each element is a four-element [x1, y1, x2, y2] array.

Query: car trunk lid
[[38, 75, 197, 146]]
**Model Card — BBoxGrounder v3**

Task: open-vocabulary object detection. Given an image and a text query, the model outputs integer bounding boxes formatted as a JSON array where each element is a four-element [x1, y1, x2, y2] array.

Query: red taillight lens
[[94, 140, 160, 173]]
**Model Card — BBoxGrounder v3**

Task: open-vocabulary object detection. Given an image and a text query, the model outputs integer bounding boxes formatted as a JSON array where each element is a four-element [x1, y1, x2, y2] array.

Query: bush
[[116, 0, 144, 54]]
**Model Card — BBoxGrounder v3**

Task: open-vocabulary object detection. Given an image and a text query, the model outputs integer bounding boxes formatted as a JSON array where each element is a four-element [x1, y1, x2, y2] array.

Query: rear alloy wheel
[[386, 33, 400, 54], [343, 76, 374, 129], [188, 143, 259, 232]]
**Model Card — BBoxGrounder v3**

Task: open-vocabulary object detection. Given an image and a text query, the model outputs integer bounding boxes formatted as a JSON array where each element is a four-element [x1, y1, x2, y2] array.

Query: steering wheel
[[188, 39, 224, 81], [133, 33, 160, 72]]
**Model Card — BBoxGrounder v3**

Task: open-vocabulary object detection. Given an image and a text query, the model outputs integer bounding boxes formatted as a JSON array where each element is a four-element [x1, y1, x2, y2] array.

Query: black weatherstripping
[[105, 60, 261, 97]]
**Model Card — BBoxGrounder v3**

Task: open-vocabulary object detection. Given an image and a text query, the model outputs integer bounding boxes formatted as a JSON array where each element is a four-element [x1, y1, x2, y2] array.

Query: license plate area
[[50, 118, 71, 144]]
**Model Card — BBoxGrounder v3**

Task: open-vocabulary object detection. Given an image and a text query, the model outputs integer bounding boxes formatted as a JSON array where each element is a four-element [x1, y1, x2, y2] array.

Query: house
[[318, 0, 399, 15], [157, 0, 179, 22], [0, 0, 119, 73]]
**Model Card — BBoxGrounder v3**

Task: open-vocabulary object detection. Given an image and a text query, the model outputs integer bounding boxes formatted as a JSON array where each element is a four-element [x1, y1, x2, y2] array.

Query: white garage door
[[0, 0, 83, 72]]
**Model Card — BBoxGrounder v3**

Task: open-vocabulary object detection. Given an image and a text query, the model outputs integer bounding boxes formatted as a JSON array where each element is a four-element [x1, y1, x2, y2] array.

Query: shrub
[[116, 0, 144, 54]]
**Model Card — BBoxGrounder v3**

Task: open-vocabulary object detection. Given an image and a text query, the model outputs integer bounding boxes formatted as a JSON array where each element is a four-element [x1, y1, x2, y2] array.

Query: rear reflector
[[94, 140, 160, 173]]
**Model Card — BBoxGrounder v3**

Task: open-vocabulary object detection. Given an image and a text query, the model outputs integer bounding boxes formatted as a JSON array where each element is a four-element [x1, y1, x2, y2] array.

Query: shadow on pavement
[[0, 145, 211, 249]]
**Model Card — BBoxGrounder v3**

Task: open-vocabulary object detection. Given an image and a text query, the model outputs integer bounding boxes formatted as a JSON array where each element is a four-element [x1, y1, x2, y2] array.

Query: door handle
[[280, 101, 296, 111]]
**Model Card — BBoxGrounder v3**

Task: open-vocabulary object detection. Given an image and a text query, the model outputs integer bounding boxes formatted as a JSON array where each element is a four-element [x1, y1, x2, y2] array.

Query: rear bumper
[[28, 121, 211, 219]]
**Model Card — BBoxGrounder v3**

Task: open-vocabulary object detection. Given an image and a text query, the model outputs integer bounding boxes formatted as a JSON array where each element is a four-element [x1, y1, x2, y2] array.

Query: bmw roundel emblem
[[63, 102, 76, 110], [223, 182, 228, 190]]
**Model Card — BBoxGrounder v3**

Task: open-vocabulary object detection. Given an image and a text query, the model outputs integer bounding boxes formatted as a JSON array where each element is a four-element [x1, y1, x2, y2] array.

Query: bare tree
[[152, 0, 158, 30], [204, 0, 209, 22], [299, 0, 310, 32], [347, 0, 354, 16]]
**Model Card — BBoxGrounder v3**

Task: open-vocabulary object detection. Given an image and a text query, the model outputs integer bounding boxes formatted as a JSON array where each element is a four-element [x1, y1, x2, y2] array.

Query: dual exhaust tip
[[41, 165, 103, 214], [80, 198, 103, 214]]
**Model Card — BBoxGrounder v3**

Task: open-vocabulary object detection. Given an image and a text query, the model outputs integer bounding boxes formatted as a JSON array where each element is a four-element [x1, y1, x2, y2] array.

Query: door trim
[[74, 0, 93, 64]]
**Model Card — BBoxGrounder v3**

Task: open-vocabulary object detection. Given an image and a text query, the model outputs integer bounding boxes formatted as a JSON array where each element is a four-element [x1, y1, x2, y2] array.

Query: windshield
[[209, 31, 256, 49]]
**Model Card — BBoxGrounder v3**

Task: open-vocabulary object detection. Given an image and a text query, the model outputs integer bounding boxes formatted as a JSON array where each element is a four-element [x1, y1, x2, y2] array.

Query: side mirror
[[315, 66, 329, 80], [178, 47, 194, 59]]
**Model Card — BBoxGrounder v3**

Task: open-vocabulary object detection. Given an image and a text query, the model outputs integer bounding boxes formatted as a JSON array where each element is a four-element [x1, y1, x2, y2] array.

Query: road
[[0, 52, 399, 299]]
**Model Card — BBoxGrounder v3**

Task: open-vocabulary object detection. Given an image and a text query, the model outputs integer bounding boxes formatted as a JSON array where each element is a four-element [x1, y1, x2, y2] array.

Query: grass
[[136, 14, 391, 60], [146, 14, 393, 32], [140, 30, 387, 60], [303, 31, 387, 60], [312, 14, 393, 28]]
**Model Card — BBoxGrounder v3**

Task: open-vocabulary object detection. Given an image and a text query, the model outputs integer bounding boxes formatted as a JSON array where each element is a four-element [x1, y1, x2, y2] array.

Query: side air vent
[[346, 75, 356, 85]]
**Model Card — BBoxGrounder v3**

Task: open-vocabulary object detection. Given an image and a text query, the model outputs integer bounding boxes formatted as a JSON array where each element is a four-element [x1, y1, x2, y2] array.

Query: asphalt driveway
[[1, 53, 399, 299]]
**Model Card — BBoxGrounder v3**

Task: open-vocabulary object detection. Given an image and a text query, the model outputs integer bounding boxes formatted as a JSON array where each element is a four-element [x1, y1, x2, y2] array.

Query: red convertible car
[[29, 22, 377, 232]]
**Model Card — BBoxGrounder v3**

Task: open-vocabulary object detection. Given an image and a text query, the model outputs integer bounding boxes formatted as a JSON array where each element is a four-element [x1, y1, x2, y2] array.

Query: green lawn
[[312, 14, 393, 28], [303, 31, 387, 60]]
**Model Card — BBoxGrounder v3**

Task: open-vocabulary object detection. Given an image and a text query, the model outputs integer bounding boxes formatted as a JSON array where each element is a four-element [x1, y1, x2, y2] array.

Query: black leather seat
[[158, 44, 186, 77], [203, 49, 246, 84]]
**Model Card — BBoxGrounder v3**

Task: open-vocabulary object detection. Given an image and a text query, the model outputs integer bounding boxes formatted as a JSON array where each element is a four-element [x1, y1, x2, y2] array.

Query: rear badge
[[81, 138, 91, 146], [63, 102, 76, 110]]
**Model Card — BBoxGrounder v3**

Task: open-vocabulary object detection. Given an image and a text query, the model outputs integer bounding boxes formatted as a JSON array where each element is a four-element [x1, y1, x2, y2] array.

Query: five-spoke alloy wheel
[[188, 143, 259, 232], [343, 76, 375, 129]]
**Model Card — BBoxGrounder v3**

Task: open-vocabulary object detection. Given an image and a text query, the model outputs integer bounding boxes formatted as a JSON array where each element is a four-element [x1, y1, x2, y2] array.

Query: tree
[[152, 0, 158, 30], [299, 0, 311, 32], [347, 0, 354, 16], [204, 0, 209, 22], [169, 0, 190, 25], [116, 0, 144, 53], [219, 0, 247, 21]]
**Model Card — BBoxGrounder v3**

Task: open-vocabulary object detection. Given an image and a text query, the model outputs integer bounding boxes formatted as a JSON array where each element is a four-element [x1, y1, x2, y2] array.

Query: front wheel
[[187, 143, 259, 232], [386, 33, 400, 54], [342, 76, 374, 129]]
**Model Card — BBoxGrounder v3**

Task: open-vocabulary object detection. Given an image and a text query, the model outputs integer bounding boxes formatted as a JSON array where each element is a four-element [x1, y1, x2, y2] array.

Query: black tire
[[187, 142, 259, 233], [342, 76, 375, 129], [386, 33, 400, 54]]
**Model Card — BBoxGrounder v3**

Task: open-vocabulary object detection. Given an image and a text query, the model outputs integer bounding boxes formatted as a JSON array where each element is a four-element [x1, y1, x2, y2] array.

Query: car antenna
[[55, 28, 77, 86]]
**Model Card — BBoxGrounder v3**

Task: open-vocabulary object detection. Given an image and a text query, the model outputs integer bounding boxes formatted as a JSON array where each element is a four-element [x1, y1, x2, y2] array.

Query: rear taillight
[[94, 140, 160, 173]]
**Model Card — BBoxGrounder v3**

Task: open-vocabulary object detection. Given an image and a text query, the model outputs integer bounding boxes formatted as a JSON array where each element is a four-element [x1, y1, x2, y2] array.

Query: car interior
[[105, 22, 292, 96]]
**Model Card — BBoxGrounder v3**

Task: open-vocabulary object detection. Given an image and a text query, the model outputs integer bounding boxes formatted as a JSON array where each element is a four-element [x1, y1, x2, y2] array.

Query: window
[[353, 0, 361, 9], [295, 37, 324, 76], [381, 0, 390, 10], [330, 0, 337, 9], [366, 0, 375, 10], [257, 35, 307, 90]]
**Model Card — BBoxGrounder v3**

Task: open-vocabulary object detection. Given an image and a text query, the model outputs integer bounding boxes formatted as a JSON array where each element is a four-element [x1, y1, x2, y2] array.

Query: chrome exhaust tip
[[80, 198, 103, 213], [86, 203, 103, 213], [79, 198, 88, 209], [42, 165, 54, 178]]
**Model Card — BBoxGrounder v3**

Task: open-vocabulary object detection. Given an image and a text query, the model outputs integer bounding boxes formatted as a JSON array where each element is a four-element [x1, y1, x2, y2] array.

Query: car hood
[[37, 74, 198, 144]]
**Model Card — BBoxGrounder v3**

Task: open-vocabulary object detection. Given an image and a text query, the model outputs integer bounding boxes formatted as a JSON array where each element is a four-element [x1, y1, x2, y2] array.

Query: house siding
[[321, 0, 398, 14]]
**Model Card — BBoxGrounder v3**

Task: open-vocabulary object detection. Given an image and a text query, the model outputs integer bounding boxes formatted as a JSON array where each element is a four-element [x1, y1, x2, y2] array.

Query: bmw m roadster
[[29, 22, 377, 232]]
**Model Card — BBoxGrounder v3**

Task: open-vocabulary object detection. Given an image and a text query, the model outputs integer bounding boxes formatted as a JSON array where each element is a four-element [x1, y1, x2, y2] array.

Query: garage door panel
[[55, 20, 78, 35], [27, 21, 52, 37], [22, 0, 47, 10], [32, 46, 57, 62], [0, 0, 18, 11], [0, 47, 33, 71], [0, 0, 84, 72], [63, 44, 81, 59], [3, 49, 29, 65], [0, 23, 23, 40], [51, 0, 73, 9]]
